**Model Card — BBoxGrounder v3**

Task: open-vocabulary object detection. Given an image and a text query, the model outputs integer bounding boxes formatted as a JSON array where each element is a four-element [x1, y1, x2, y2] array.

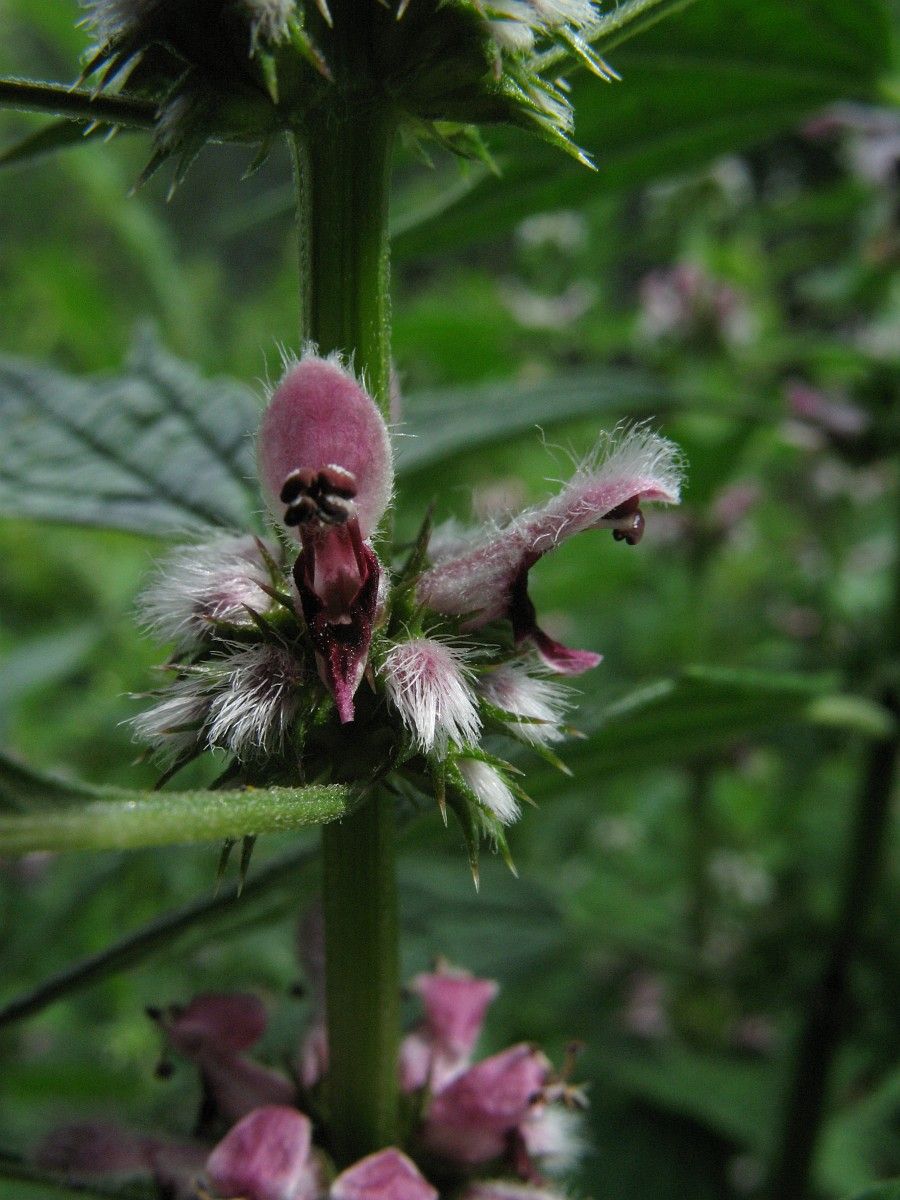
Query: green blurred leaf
[[592, 1039, 775, 1148], [0, 120, 106, 169], [396, 368, 685, 476], [394, 0, 891, 259], [0, 752, 355, 852], [532, 667, 881, 785], [842, 1187, 900, 1200], [0, 332, 260, 536]]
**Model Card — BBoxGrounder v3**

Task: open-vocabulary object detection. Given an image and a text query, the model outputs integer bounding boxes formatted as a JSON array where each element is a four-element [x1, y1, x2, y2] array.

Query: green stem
[[291, 104, 394, 417], [0, 78, 156, 129], [768, 689, 898, 1200], [289, 9, 399, 1162], [323, 792, 399, 1163]]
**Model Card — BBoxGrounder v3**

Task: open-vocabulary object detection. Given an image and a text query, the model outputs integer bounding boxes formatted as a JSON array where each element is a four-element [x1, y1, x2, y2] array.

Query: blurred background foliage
[[0, 1, 898, 1198]]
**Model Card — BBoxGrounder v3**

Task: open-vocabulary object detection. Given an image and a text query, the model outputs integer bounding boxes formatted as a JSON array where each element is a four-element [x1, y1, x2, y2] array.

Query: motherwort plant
[[8, 0, 684, 1194]]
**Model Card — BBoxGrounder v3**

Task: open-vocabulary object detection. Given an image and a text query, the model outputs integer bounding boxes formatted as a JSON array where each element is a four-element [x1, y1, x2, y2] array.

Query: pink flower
[[400, 964, 499, 1092], [151, 992, 295, 1122], [36, 1121, 207, 1197], [331, 1148, 437, 1200], [417, 426, 681, 674], [205, 1106, 322, 1200], [421, 1043, 550, 1166], [257, 353, 393, 722]]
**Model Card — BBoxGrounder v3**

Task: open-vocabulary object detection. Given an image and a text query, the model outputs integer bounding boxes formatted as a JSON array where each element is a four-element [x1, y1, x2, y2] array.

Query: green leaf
[[842, 1187, 900, 1200], [396, 368, 685, 476], [393, 0, 892, 259], [531, 667, 883, 785], [0, 332, 261, 536], [0, 119, 107, 170], [0, 752, 356, 853], [0, 844, 316, 1028]]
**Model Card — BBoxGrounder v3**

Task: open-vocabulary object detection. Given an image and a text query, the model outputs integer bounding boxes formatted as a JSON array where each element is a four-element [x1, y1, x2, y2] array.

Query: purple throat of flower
[[280, 463, 381, 725]]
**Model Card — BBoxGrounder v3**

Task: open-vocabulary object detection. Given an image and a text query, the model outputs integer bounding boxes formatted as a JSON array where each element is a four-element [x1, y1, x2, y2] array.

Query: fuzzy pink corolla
[[417, 426, 682, 674], [258, 353, 393, 540], [205, 1107, 321, 1200], [381, 638, 481, 756], [331, 1148, 438, 1200], [421, 1043, 551, 1166], [400, 964, 499, 1092], [257, 352, 393, 723]]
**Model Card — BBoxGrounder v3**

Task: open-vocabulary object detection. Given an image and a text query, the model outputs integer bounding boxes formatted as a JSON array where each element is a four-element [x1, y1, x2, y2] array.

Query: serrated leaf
[[0, 332, 261, 536], [393, 0, 891, 259], [0, 751, 356, 853]]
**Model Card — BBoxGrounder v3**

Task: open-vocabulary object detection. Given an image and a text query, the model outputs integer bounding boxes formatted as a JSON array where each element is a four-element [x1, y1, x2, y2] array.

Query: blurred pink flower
[[151, 992, 295, 1122], [421, 1043, 551, 1166], [400, 963, 498, 1092], [332, 1148, 437, 1200], [204, 1106, 322, 1200]]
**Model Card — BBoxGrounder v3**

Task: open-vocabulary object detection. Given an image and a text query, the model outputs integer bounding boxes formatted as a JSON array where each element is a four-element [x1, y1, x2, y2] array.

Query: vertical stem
[[768, 696, 897, 1200], [770, 482, 900, 1200], [289, 11, 398, 1162], [323, 792, 399, 1164], [291, 105, 393, 418]]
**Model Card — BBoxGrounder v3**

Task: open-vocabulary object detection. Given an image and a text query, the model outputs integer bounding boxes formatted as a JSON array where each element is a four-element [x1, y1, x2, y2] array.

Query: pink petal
[[412, 967, 498, 1061], [331, 1149, 437, 1200], [258, 355, 393, 541], [422, 1045, 550, 1165], [159, 992, 268, 1056], [205, 1107, 314, 1200]]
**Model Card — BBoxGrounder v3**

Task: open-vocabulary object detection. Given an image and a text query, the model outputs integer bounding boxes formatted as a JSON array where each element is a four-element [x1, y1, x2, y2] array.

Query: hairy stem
[[0, 78, 156, 128], [290, 5, 399, 1162]]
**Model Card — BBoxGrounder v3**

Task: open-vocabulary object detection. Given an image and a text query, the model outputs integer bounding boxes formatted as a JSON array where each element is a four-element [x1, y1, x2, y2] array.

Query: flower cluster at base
[[37, 961, 584, 1200], [131, 349, 681, 866]]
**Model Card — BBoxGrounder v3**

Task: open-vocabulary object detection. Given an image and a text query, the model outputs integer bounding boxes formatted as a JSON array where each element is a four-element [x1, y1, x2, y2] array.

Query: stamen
[[606, 496, 645, 545], [280, 465, 358, 529]]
